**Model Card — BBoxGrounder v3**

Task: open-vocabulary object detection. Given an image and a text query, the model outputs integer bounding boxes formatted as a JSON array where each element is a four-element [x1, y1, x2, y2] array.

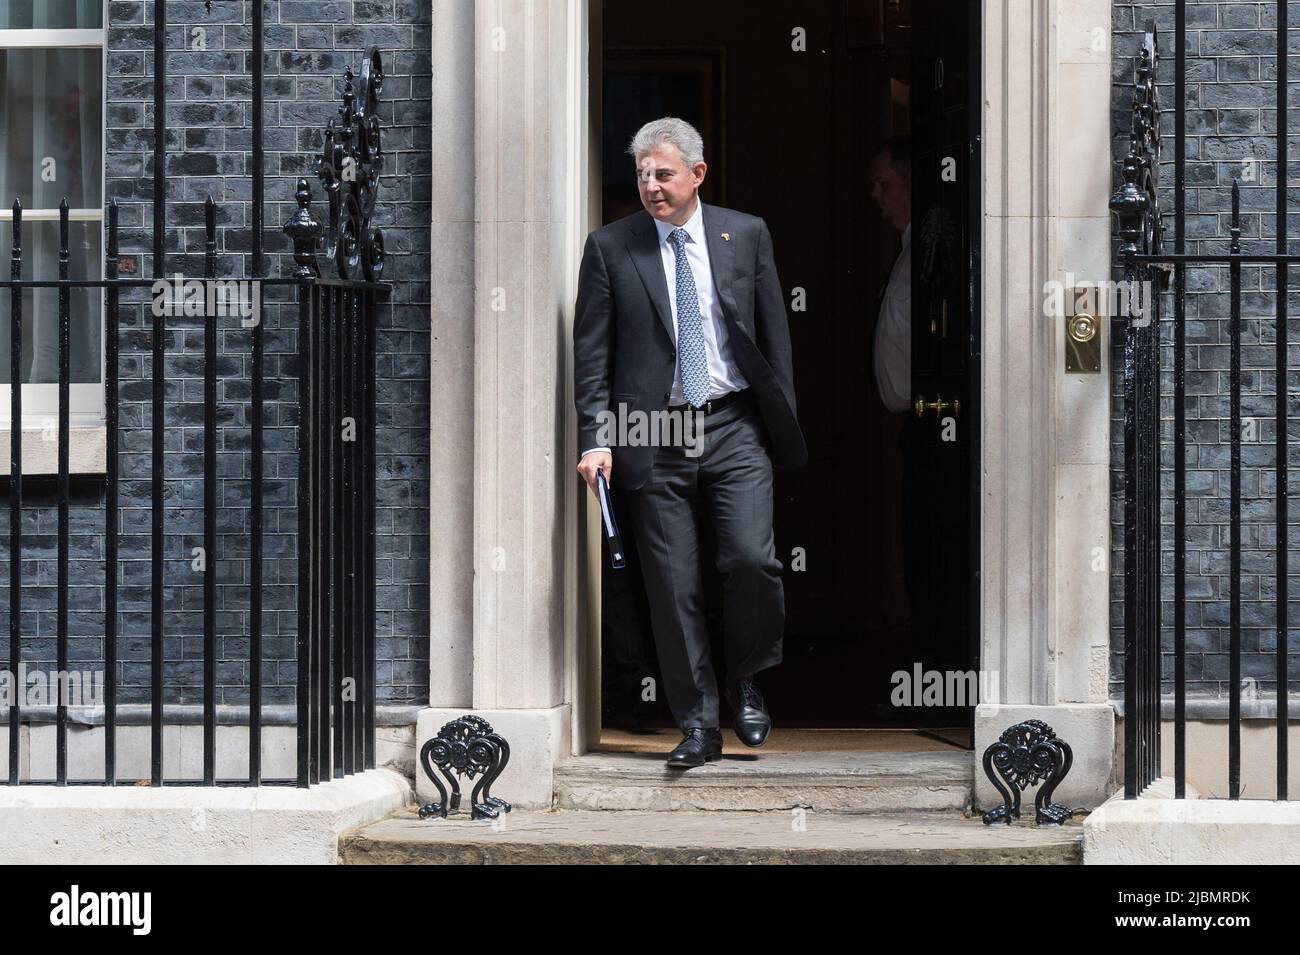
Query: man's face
[[636, 143, 706, 224], [869, 151, 911, 231]]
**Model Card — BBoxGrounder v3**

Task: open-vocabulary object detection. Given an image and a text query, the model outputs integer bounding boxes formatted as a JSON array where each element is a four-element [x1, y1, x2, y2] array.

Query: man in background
[[870, 135, 926, 645]]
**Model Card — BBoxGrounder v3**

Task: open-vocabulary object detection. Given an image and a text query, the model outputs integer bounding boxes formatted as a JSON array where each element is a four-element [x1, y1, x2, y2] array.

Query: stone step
[[551, 750, 975, 813], [340, 807, 1082, 865]]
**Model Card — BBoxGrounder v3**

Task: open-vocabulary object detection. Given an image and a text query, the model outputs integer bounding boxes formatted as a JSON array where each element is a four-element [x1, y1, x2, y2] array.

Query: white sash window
[[0, 0, 105, 429]]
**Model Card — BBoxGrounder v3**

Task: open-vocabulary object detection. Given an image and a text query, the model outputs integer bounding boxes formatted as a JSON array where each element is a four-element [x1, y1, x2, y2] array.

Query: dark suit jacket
[[573, 201, 807, 491]]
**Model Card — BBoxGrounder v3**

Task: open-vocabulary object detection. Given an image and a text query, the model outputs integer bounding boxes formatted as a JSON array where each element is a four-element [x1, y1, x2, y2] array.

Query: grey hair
[[627, 117, 705, 168]]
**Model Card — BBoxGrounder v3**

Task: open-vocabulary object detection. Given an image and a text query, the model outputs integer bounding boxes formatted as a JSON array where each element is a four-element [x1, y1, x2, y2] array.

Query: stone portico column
[[423, 0, 591, 808], [974, 0, 1117, 810]]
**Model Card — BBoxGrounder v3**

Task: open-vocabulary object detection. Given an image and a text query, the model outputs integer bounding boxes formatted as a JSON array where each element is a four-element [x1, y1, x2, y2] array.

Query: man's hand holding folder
[[577, 451, 624, 570], [576, 449, 612, 495]]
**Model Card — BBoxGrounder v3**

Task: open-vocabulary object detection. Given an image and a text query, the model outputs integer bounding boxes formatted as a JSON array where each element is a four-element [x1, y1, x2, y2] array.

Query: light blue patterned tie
[[669, 227, 709, 408]]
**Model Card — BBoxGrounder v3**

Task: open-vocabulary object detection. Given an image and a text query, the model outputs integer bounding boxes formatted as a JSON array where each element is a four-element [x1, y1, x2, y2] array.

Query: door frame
[[570, 0, 991, 753], [966, 0, 984, 745]]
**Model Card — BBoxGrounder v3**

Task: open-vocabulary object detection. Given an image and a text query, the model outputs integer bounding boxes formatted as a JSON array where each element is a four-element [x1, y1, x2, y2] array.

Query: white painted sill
[[0, 426, 106, 476]]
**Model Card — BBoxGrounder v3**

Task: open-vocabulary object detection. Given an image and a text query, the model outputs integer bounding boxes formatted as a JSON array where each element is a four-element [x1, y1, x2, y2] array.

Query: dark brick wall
[[1111, 1, 1300, 702], [0, 0, 431, 710]]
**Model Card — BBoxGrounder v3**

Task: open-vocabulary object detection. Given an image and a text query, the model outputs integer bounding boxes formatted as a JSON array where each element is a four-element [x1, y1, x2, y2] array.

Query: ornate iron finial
[[317, 48, 385, 281], [1111, 155, 1149, 258], [1111, 21, 1162, 265], [982, 720, 1074, 826], [283, 178, 323, 279], [418, 715, 512, 820]]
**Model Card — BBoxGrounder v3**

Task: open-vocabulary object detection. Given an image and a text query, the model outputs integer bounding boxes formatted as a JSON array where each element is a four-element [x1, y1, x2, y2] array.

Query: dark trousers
[[623, 391, 784, 729]]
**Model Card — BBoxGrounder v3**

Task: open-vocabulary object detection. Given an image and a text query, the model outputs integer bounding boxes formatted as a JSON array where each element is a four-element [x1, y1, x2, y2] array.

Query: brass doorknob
[[913, 393, 961, 418]]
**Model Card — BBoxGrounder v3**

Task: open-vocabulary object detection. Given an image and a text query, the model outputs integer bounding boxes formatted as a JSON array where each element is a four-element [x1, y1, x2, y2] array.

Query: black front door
[[598, 0, 980, 734], [902, 0, 981, 723]]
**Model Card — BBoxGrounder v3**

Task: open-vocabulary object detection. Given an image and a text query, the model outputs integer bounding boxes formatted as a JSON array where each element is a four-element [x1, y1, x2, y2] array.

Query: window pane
[[0, 1, 103, 29], [0, 48, 103, 209], [0, 219, 102, 385]]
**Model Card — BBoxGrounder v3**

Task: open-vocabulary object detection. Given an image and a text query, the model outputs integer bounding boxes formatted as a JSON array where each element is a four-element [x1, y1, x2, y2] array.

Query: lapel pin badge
[[721, 232, 730, 241]]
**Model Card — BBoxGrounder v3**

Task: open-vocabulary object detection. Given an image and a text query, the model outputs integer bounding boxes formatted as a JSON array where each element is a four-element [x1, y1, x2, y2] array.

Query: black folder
[[596, 471, 626, 569]]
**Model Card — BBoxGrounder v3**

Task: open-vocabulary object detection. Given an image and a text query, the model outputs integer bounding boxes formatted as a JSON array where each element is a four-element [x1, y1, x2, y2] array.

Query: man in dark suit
[[573, 117, 806, 768]]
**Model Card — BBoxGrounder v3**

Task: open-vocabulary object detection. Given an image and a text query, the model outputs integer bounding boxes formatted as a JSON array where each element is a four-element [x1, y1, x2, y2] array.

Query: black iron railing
[[1114, 4, 1295, 800], [300, 271, 381, 785], [0, 193, 379, 787], [0, 2, 385, 788], [1111, 22, 1164, 799]]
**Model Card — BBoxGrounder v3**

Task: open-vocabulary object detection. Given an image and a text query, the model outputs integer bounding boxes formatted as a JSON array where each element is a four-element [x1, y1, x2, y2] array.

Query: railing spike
[[1230, 179, 1242, 247], [204, 195, 216, 248], [9, 199, 20, 258]]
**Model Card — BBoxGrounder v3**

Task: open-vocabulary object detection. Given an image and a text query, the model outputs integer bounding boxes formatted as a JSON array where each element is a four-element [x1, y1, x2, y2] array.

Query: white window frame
[[0, 9, 107, 431]]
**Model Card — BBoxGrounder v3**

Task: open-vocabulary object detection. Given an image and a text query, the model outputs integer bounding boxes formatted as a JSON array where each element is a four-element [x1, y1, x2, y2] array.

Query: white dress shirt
[[581, 195, 748, 458], [873, 222, 911, 414]]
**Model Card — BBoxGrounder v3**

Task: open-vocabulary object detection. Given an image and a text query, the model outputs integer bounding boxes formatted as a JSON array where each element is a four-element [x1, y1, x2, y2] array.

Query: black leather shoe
[[726, 677, 771, 747], [666, 727, 723, 769]]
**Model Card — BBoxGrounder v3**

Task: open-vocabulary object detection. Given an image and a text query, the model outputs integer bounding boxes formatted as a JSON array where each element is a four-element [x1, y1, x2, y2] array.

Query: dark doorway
[[597, 0, 980, 735]]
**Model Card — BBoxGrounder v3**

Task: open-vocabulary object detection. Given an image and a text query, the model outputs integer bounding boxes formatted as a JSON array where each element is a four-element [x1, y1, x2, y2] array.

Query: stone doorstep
[[339, 807, 1084, 865], [551, 750, 976, 813]]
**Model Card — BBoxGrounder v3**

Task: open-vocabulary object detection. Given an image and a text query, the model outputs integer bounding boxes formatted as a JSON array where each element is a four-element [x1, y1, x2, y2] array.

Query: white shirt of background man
[[873, 222, 911, 414]]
